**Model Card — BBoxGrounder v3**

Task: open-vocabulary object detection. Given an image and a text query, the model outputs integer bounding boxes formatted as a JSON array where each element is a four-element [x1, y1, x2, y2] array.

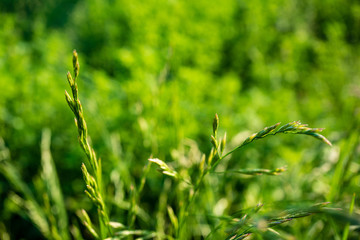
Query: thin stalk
[[128, 162, 152, 229], [177, 171, 207, 239], [342, 193, 356, 240]]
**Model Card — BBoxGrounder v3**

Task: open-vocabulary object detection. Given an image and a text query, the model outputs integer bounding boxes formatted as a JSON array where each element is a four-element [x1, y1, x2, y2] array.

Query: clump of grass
[[0, 131, 72, 240], [150, 113, 333, 238], [63, 51, 359, 239]]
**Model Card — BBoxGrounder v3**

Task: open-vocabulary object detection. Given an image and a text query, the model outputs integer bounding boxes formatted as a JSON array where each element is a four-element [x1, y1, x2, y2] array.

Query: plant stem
[[65, 50, 112, 238]]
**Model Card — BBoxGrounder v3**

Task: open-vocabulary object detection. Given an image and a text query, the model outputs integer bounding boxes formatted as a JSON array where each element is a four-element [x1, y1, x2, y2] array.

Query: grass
[[0, 49, 358, 239], [149, 112, 333, 239], [61, 51, 355, 239], [1, 1, 360, 238], [65, 50, 112, 239], [0, 131, 72, 240]]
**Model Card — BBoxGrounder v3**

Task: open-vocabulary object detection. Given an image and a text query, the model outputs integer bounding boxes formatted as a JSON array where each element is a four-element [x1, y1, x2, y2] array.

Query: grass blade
[[41, 128, 70, 240]]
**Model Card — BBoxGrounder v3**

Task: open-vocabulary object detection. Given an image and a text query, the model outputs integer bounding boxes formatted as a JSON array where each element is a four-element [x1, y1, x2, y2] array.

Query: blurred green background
[[0, 0, 359, 239]]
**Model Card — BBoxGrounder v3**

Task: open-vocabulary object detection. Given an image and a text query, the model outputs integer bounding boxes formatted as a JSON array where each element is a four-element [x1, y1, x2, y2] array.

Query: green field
[[0, 0, 359, 239]]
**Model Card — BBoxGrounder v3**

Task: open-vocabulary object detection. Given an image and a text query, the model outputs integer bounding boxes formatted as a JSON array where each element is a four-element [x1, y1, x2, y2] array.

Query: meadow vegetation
[[0, 0, 359, 239]]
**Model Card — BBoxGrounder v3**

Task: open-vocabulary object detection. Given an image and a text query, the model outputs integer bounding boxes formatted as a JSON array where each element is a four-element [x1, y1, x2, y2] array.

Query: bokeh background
[[0, 0, 359, 239]]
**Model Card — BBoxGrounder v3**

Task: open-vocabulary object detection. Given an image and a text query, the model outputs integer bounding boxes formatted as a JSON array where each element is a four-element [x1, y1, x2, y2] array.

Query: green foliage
[[0, 0, 360, 239], [0, 133, 72, 240]]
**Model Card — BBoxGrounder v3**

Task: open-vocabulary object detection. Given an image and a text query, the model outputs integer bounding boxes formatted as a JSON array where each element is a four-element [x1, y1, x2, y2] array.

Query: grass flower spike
[[65, 50, 112, 239]]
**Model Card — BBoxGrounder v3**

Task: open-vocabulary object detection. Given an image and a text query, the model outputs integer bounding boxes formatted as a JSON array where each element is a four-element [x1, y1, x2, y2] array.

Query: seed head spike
[[73, 50, 80, 78], [213, 113, 219, 136], [211, 135, 218, 149], [220, 132, 226, 154], [67, 71, 74, 86]]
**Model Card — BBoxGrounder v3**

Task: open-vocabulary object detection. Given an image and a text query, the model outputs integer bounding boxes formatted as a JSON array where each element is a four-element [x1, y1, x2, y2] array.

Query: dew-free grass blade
[[9, 193, 52, 239], [40, 129, 70, 240], [342, 193, 356, 240]]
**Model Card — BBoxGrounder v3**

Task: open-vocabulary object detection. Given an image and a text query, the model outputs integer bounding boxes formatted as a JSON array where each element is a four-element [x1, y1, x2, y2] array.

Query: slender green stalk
[[65, 50, 112, 238], [342, 193, 356, 240], [41, 129, 70, 240], [128, 162, 152, 229], [177, 171, 205, 238]]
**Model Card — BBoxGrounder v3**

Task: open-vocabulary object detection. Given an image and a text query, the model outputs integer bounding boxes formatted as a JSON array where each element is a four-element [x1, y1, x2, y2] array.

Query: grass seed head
[[199, 154, 206, 174], [207, 148, 214, 166], [213, 113, 219, 136], [149, 158, 179, 179], [211, 135, 218, 149], [73, 50, 80, 78], [220, 132, 227, 154], [67, 71, 74, 86]]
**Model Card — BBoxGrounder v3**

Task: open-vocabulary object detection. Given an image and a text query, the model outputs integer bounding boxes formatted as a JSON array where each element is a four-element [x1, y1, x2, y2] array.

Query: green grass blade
[[41, 128, 70, 240], [9, 192, 51, 239], [342, 193, 356, 240]]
